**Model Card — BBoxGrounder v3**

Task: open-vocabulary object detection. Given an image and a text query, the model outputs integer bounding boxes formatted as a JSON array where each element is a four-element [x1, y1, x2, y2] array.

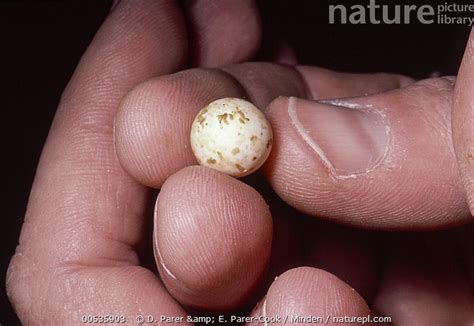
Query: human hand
[[6, 0, 263, 324], [7, 0, 474, 324], [112, 24, 474, 324]]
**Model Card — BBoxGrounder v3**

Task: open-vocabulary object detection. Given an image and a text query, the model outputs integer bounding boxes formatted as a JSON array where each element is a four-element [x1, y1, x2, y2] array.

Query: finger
[[373, 231, 474, 324], [246, 267, 370, 326], [185, 0, 261, 67], [453, 28, 474, 211], [154, 166, 272, 311], [7, 0, 189, 323], [297, 65, 414, 99], [264, 77, 471, 229], [115, 63, 411, 188]]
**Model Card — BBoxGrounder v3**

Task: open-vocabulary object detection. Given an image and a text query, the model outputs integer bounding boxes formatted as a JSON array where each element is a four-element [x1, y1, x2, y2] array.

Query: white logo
[[329, 1, 474, 25]]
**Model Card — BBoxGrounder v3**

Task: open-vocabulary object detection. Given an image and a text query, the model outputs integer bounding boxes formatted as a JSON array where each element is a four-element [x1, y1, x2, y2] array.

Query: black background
[[1, 0, 470, 324]]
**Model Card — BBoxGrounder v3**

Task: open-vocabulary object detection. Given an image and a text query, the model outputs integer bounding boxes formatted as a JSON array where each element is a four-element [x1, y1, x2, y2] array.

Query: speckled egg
[[190, 98, 273, 178]]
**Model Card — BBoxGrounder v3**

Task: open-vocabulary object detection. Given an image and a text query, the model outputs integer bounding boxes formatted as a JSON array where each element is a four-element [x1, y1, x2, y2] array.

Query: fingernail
[[288, 97, 389, 177]]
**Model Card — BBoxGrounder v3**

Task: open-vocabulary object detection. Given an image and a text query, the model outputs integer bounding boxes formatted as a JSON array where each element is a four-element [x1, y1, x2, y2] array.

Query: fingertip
[[114, 69, 246, 188], [154, 166, 272, 310], [263, 267, 370, 323], [263, 95, 336, 217]]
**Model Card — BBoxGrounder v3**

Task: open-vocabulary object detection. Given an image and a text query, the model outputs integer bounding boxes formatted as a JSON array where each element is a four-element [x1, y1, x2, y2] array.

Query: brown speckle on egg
[[266, 138, 273, 149], [231, 147, 240, 155], [236, 108, 250, 124], [217, 113, 229, 125], [197, 115, 205, 125], [235, 164, 246, 173]]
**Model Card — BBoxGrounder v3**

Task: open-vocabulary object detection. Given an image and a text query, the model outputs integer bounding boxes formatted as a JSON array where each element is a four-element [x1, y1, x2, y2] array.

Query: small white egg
[[190, 98, 273, 178]]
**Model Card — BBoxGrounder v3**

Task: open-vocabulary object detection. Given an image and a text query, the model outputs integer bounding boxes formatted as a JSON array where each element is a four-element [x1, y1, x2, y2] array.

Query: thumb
[[264, 77, 470, 230]]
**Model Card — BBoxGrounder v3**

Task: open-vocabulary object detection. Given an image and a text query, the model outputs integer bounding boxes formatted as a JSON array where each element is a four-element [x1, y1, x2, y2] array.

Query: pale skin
[[6, 1, 474, 325]]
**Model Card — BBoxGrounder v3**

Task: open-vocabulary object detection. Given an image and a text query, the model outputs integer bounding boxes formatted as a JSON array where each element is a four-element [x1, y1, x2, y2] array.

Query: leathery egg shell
[[190, 98, 273, 178]]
